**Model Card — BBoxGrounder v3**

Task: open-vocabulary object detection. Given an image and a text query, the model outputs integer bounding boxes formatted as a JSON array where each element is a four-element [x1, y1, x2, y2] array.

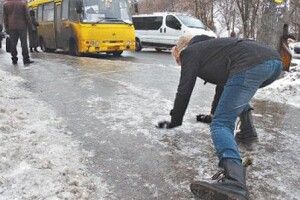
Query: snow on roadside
[[0, 70, 108, 199], [255, 59, 300, 108]]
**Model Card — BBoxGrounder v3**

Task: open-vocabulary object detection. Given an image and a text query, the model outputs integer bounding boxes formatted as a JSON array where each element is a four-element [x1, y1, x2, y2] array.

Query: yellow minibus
[[27, 0, 136, 56]]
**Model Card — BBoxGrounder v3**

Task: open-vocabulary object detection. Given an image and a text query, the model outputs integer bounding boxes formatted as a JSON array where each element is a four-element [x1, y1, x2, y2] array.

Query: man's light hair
[[176, 34, 194, 53], [172, 35, 193, 65]]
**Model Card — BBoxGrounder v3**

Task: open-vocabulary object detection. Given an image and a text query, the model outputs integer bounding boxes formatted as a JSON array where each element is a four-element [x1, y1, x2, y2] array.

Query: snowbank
[[0, 70, 108, 199], [255, 59, 300, 108]]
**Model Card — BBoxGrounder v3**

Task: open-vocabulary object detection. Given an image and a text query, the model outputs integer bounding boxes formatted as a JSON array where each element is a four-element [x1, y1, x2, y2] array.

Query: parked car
[[132, 12, 217, 52], [290, 41, 300, 58], [292, 42, 300, 58]]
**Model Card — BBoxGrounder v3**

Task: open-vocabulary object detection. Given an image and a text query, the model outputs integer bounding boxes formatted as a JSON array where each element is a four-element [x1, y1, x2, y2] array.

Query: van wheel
[[112, 51, 123, 57], [155, 48, 163, 52], [69, 39, 81, 56], [135, 38, 142, 52]]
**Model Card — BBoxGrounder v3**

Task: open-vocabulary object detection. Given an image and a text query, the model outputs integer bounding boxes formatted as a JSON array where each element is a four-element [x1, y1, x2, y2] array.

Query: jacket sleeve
[[210, 84, 224, 115], [170, 50, 198, 125]]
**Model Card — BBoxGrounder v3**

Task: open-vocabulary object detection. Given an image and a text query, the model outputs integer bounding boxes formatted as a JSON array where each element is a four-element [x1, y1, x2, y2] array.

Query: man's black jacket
[[170, 36, 281, 126]]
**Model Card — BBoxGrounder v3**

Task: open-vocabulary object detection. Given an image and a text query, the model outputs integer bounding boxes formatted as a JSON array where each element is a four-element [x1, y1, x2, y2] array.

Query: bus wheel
[[69, 39, 81, 56], [40, 39, 55, 53], [135, 38, 142, 52], [155, 48, 163, 52], [112, 51, 123, 57]]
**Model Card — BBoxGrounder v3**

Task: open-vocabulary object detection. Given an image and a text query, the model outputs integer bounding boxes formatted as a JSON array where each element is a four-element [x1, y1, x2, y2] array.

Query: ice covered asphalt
[[0, 48, 299, 200], [256, 59, 300, 108], [0, 68, 109, 199]]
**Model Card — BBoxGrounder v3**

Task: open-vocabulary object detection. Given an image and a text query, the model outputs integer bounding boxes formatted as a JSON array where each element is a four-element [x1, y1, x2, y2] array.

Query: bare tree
[[290, 0, 300, 40], [235, 0, 263, 38], [194, 0, 216, 30], [216, 0, 237, 36]]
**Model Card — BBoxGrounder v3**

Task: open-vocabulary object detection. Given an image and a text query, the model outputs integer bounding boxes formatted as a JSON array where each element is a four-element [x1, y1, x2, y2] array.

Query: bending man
[[157, 35, 282, 200]]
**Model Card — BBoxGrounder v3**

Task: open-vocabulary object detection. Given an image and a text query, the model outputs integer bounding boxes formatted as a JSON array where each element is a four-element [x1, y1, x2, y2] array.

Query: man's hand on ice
[[196, 114, 212, 124]]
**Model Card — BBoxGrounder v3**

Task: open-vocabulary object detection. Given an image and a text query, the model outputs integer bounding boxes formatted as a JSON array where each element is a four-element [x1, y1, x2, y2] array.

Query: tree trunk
[[257, 1, 284, 49]]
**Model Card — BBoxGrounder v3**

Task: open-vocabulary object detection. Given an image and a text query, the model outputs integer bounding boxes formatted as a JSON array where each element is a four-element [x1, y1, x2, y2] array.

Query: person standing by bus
[[3, 0, 34, 65], [28, 10, 39, 53], [157, 35, 282, 200]]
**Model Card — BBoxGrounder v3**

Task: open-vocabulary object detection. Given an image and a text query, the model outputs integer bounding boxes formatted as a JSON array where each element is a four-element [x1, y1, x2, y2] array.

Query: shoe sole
[[190, 182, 248, 200]]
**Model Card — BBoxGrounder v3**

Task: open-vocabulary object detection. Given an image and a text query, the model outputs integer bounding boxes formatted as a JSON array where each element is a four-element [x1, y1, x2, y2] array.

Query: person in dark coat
[[28, 10, 39, 53], [0, 24, 5, 49], [157, 35, 282, 200], [3, 0, 34, 65]]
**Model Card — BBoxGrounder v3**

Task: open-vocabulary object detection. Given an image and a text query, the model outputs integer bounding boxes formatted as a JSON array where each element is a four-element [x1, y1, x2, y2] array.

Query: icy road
[[0, 49, 299, 200]]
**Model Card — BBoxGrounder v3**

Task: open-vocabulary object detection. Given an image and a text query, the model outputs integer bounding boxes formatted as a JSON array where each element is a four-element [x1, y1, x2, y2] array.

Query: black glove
[[196, 114, 212, 124], [156, 121, 180, 129]]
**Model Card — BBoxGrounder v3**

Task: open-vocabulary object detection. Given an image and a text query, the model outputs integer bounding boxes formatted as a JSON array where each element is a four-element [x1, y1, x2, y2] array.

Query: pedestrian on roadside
[[3, 0, 34, 65], [279, 23, 295, 72], [28, 10, 39, 53], [157, 35, 282, 200], [230, 31, 237, 38]]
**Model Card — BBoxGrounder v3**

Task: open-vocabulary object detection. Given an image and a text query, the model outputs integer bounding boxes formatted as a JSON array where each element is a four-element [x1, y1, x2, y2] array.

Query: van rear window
[[133, 17, 163, 30]]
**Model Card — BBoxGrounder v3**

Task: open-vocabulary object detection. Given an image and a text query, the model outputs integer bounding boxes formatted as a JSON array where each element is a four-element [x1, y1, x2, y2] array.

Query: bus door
[[55, 3, 63, 48]]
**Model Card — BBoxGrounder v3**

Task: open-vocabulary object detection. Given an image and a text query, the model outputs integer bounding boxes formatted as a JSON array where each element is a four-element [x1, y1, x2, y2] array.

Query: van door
[[134, 16, 163, 47], [163, 15, 183, 46]]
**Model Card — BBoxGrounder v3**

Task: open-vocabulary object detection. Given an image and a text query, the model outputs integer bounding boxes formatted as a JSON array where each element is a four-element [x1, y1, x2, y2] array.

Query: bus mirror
[[76, 0, 83, 14]]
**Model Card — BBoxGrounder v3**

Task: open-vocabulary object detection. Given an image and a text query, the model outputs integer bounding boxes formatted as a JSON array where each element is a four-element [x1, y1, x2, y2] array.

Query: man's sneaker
[[12, 60, 18, 65]]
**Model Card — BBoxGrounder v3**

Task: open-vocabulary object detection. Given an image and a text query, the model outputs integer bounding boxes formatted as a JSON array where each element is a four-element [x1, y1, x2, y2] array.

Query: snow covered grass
[[0, 70, 108, 199], [255, 59, 300, 108]]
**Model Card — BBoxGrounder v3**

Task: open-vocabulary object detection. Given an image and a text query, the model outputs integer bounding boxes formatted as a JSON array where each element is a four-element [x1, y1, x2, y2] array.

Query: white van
[[132, 12, 217, 51]]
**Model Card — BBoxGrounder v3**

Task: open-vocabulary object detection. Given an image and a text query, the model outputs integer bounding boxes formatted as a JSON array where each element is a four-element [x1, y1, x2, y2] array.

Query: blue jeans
[[210, 59, 283, 165]]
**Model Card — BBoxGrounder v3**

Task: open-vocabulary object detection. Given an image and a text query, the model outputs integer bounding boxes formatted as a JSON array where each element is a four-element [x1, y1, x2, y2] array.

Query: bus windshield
[[177, 15, 206, 29], [82, 0, 132, 24]]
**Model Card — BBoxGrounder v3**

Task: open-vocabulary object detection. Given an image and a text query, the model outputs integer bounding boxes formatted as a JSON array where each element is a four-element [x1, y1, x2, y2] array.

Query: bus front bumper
[[81, 42, 135, 53]]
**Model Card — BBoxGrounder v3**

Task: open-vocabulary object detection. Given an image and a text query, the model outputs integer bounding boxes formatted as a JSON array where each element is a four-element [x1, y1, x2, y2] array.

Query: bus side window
[[38, 5, 43, 22], [62, 0, 69, 20], [43, 3, 54, 22], [69, 0, 79, 21]]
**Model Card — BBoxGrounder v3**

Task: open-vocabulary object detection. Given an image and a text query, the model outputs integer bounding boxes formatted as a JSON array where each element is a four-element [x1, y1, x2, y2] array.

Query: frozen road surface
[[0, 49, 299, 200]]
